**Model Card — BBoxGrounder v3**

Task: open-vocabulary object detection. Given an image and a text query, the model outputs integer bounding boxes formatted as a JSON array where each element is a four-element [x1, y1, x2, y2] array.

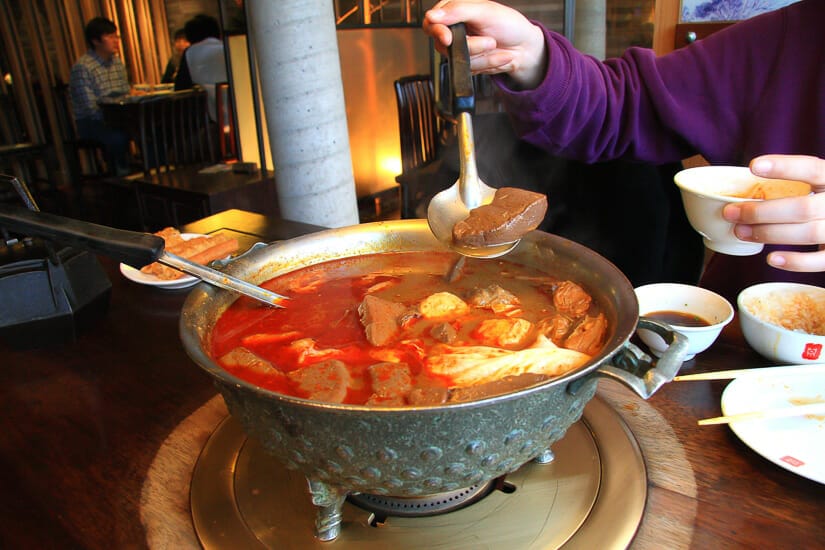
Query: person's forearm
[[492, 27, 697, 164]]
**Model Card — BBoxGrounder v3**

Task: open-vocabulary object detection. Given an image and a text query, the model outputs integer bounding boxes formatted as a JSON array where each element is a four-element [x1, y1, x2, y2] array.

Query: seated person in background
[[175, 14, 227, 121], [424, 0, 825, 303], [69, 16, 131, 176], [161, 28, 190, 84]]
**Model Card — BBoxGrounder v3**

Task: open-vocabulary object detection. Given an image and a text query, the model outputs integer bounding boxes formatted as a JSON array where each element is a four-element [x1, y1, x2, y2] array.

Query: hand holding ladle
[[426, 23, 521, 259]]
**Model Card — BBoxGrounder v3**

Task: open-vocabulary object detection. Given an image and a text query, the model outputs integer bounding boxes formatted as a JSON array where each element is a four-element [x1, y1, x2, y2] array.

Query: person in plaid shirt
[[69, 17, 131, 175]]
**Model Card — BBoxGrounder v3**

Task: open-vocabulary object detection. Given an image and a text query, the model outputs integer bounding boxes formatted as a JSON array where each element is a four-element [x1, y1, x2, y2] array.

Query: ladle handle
[[0, 203, 163, 268], [448, 23, 475, 115]]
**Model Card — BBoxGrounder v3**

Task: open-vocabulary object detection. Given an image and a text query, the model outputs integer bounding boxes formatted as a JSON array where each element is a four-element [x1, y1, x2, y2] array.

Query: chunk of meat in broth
[[288, 359, 354, 403], [430, 322, 457, 343], [408, 385, 449, 406], [473, 318, 534, 348], [536, 314, 573, 346], [564, 313, 608, 356], [366, 362, 413, 406], [466, 284, 520, 311], [359, 295, 407, 346], [419, 292, 469, 319], [552, 281, 592, 317], [220, 347, 285, 378]]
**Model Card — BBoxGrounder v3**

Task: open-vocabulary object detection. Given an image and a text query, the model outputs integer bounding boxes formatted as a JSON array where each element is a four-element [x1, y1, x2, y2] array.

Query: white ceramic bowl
[[674, 166, 811, 256], [635, 283, 734, 360], [737, 282, 825, 363]]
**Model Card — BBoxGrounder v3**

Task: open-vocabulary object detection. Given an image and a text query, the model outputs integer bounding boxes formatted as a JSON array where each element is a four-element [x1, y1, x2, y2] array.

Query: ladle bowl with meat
[[179, 219, 687, 540]]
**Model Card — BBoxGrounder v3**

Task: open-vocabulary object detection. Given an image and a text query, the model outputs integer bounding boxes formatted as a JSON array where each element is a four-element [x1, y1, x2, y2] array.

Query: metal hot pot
[[179, 219, 687, 540]]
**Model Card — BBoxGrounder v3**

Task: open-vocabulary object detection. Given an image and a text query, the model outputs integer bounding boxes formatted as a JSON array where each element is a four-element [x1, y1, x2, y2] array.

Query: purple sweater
[[495, 0, 825, 165], [494, 0, 825, 299]]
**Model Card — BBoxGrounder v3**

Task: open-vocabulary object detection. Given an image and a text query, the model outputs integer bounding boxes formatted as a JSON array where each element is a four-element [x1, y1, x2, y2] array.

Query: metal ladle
[[426, 24, 520, 259]]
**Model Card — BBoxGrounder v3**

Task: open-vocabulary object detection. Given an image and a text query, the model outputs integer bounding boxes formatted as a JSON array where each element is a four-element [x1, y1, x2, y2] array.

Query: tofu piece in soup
[[288, 360, 353, 403]]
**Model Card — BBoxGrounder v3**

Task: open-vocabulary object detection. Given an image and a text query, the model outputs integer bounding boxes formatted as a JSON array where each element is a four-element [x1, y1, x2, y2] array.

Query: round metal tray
[[190, 396, 646, 549]]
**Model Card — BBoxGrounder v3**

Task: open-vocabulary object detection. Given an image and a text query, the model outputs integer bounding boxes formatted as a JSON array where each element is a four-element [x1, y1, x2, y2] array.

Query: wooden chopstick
[[675, 364, 825, 382], [698, 402, 825, 425]]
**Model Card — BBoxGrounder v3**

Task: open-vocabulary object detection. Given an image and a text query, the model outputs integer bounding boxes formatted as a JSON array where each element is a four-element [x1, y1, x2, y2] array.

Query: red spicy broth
[[209, 251, 600, 404]]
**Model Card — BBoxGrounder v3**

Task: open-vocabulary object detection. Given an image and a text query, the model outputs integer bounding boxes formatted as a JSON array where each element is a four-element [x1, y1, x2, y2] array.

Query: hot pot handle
[[571, 319, 689, 399]]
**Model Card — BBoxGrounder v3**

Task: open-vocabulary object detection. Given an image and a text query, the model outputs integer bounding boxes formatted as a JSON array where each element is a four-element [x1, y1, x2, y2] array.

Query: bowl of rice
[[737, 283, 825, 363]]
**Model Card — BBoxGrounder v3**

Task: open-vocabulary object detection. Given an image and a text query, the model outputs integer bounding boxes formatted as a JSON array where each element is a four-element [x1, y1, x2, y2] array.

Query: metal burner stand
[[191, 396, 646, 549]]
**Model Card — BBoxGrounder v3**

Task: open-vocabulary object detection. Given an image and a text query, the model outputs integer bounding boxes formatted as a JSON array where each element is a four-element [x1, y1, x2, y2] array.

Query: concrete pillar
[[574, 0, 606, 60], [247, 0, 359, 228]]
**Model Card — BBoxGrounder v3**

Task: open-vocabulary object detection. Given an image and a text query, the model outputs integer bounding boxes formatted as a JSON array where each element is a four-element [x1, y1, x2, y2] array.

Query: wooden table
[[0, 211, 822, 548], [130, 166, 278, 231]]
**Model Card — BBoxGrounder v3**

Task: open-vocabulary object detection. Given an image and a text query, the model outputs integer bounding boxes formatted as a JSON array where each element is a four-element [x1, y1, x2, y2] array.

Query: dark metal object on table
[[0, 175, 111, 349], [179, 219, 688, 541]]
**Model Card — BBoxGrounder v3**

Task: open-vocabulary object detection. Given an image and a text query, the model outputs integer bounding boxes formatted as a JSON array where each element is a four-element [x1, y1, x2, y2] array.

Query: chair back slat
[[394, 75, 439, 173], [136, 88, 217, 177]]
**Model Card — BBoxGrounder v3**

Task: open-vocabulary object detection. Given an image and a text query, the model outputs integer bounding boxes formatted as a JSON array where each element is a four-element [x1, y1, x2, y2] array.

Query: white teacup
[[674, 166, 811, 256]]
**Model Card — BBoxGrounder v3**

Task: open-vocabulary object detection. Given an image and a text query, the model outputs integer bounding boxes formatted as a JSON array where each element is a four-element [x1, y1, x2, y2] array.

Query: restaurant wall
[[226, 27, 429, 198], [338, 27, 430, 197]]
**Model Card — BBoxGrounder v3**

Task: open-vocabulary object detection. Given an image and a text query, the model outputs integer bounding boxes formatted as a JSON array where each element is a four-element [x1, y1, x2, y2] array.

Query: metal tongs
[[0, 202, 288, 307]]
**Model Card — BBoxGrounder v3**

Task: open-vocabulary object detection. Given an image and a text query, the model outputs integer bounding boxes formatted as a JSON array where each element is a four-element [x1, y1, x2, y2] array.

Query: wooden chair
[[136, 88, 217, 177], [216, 82, 238, 162], [394, 75, 439, 174], [52, 84, 109, 187], [49, 84, 135, 227], [393, 75, 444, 219], [132, 88, 220, 230]]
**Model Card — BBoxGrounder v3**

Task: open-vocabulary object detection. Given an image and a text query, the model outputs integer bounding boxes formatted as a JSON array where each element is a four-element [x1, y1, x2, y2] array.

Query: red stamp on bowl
[[781, 456, 805, 468], [801, 343, 822, 360]]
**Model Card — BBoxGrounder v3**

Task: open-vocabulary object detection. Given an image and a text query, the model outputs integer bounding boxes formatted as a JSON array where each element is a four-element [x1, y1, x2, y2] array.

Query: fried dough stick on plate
[[141, 229, 239, 280]]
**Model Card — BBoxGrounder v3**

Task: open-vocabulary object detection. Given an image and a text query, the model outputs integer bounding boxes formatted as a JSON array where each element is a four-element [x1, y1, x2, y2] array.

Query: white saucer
[[119, 233, 204, 289], [721, 364, 825, 484]]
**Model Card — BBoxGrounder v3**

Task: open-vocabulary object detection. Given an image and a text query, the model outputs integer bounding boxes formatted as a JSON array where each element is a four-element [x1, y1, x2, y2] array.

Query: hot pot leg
[[307, 478, 348, 541], [533, 448, 555, 464]]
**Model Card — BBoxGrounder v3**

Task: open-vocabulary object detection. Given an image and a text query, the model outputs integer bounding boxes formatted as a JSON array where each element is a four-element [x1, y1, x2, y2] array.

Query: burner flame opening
[[348, 476, 518, 525]]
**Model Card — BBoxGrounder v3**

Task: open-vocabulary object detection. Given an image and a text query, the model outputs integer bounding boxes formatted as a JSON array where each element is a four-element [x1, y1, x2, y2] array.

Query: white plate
[[119, 233, 204, 289], [721, 364, 825, 484]]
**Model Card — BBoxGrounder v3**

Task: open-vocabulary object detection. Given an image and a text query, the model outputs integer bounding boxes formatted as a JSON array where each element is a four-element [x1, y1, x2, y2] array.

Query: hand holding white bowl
[[723, 154, 825, 272], [674, 165, 811, 256]]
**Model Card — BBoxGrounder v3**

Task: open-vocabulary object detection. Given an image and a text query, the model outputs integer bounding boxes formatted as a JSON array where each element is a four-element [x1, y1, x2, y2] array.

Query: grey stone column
[[573, 0, 606, 60], [247, 0, 359, 227]]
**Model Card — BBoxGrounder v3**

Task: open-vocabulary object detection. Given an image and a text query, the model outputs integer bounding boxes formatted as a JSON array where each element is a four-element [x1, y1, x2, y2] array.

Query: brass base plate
[[190, 396, 646, 549]]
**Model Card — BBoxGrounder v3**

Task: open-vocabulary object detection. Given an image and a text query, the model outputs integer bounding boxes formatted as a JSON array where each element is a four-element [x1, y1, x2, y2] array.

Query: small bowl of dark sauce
[[635, 283, 734, 361]]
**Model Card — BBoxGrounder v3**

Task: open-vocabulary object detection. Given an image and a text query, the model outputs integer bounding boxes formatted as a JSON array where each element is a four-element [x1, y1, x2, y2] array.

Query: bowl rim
[[634, 282, 734, 331], [736, 282, 825, 339], [673, 165, 811, 202]]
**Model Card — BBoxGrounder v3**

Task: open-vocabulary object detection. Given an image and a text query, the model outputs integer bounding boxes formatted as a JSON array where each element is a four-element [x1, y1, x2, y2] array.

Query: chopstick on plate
[[698, 402, 825, 425], [675, 368, 757, 381], [675, 364, 825, 381]]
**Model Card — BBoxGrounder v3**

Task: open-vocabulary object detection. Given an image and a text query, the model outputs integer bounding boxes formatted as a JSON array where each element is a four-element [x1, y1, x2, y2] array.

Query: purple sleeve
[[493, 11, 786, 165]]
